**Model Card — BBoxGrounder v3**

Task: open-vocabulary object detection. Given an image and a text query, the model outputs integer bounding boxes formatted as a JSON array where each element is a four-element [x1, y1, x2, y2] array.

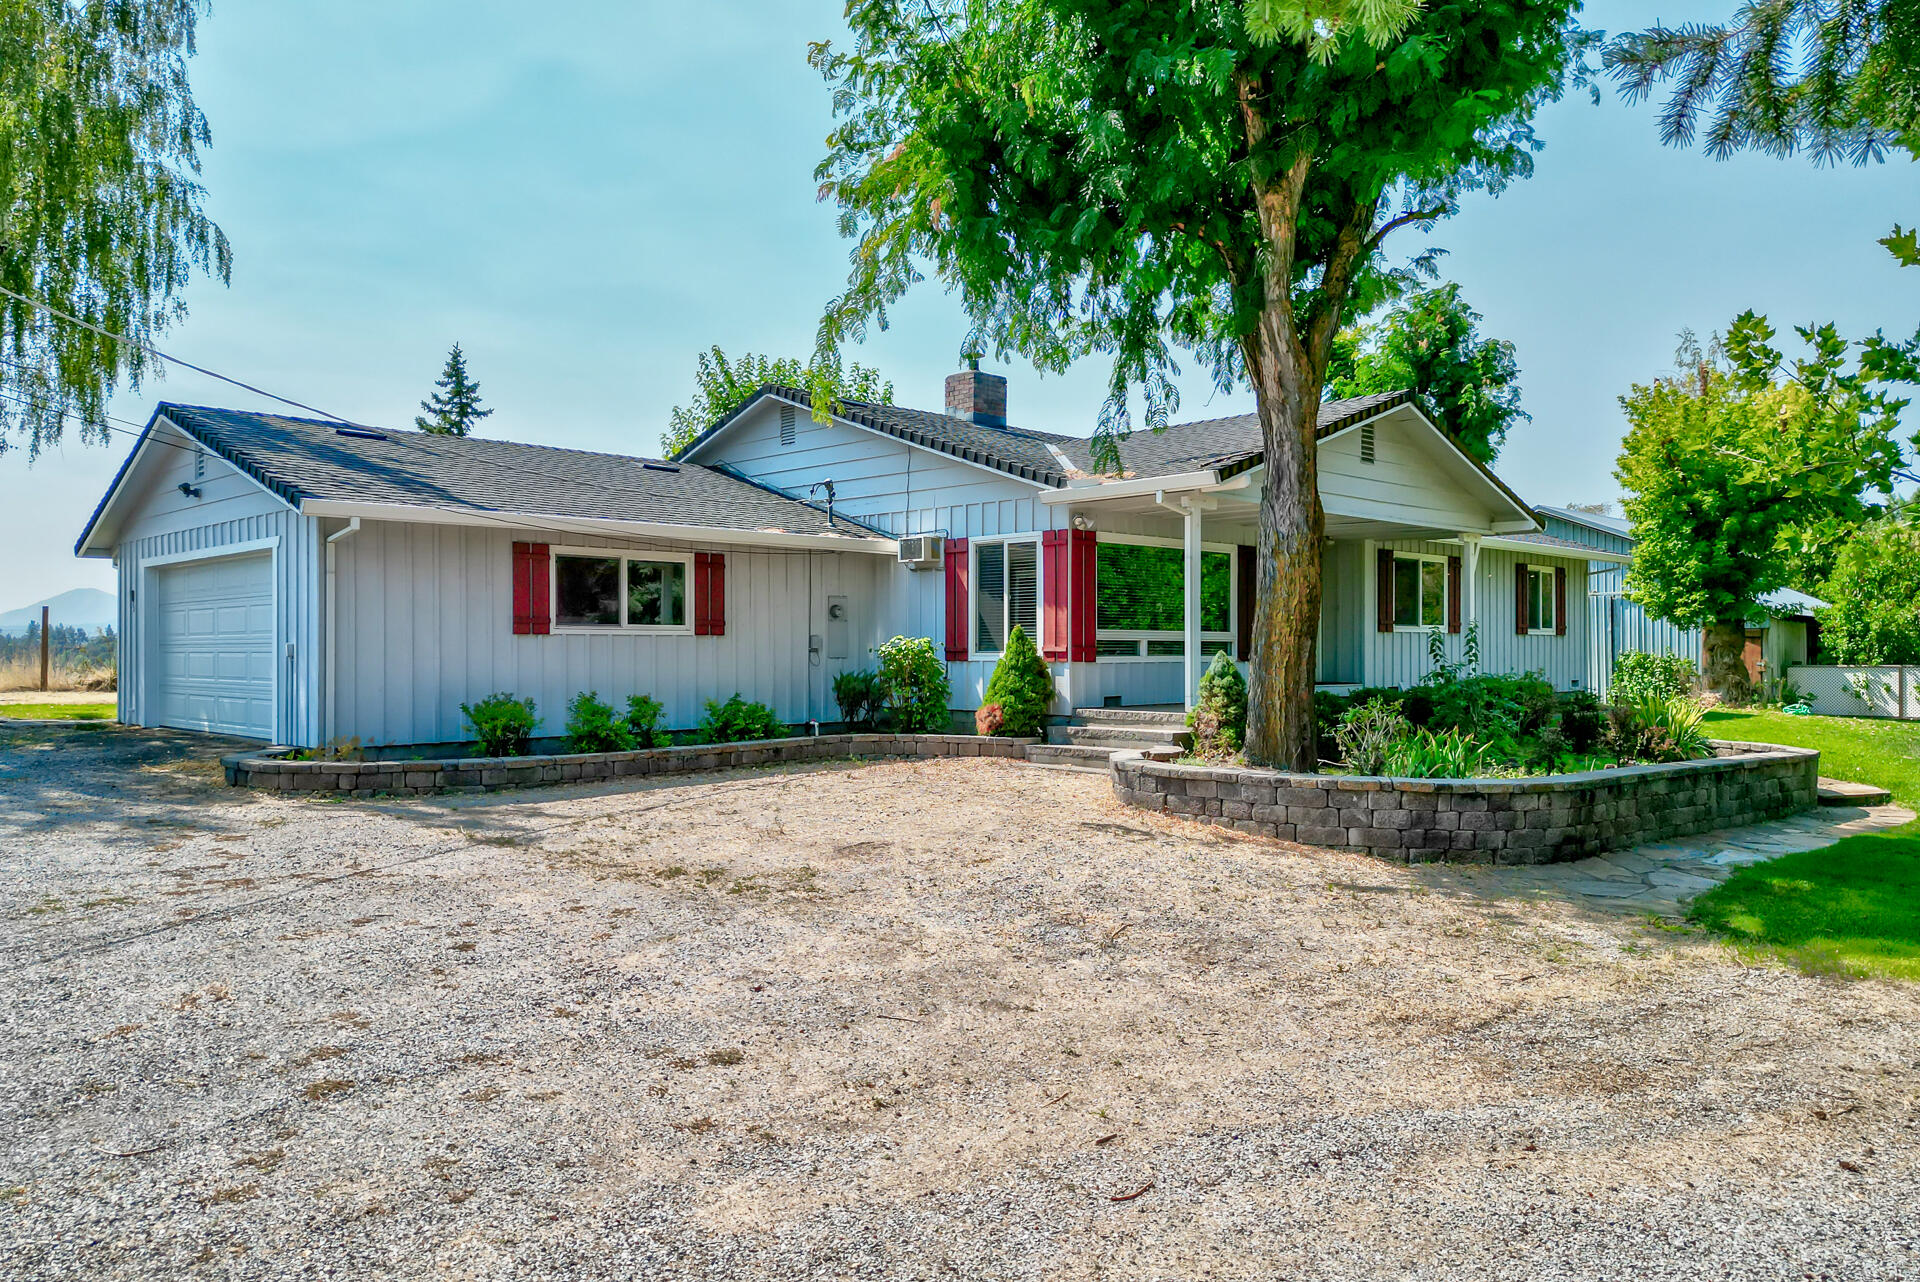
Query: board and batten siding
[[328, 519, 884, 746], [1318, 410, 1501, 531], [111, 427, 322, 745], [688, 394, 1067, 709], [1364, 538, 1590, 690]]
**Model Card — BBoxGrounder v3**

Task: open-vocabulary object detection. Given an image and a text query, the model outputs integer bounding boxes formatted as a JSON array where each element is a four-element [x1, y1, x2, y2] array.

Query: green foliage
[[1335, 698, 1411, 776], [1242, 0, 1427, 61], [415, 343, 491, 437], [875, 635, 952, 734], [1557, 691, 1605, 754], [831, 669, 885, 730], [1325, 283, 1526, 463], [624, 694, 670, 748], [981, 625, 1053, 736], [1606, 1, 1919, 166], [662, 347, 893, 458], [0, 0, 231, 455], [697, 694, 787, 744], [461, 693, 539, 757], [1816, 517, 1920, 664], [1615, 318, 1907, 697], [1188, 651, 1250, 758], [565, 691, 636, 754], [1610, 650, 1699, 704], [1383, 726, 1493, 779], [1603, 695, 1711, 764]]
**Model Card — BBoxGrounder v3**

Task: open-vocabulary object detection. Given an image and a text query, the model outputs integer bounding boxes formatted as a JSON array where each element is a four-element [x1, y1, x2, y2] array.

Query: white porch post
[[1459, 533, 1481, 643], [1184, 498, 1202, 708]]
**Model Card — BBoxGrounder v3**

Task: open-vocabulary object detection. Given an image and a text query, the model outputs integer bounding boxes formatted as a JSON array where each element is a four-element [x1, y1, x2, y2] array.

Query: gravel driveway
[[3, 724, 1916, 1280]]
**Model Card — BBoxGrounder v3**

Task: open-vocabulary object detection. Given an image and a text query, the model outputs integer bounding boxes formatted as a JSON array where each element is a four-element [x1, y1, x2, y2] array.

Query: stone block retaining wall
[[226, 734, 1036, 797], [1111, 740, 1820, 864]]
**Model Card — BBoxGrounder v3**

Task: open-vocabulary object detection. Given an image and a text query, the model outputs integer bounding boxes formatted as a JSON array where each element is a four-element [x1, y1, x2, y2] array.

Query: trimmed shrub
[[832, 669, 884, 730], [565, 691, 636, 753], [697, 694, 787, 744], [461, 693, 539, 757], [1334, 698, 1410, 776], [876, 635, 952, 734], [974, 702, 1006, 736], [982, 625, 1053, 736], [624, 694, 670, 748], [1187, 650, 1247, 758], [1611, 650, 1697, 704]]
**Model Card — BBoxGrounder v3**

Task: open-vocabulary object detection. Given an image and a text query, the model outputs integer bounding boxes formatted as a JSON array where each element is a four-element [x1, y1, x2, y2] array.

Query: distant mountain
[[0, 588, 116, 636]]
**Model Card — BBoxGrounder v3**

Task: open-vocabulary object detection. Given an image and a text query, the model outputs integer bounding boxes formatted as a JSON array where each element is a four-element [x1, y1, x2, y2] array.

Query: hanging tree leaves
[[0, 0, 230, 456]]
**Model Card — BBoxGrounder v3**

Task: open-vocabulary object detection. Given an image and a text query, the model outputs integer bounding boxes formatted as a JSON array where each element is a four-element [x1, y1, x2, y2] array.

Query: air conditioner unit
[[897, 534, 944, 570]]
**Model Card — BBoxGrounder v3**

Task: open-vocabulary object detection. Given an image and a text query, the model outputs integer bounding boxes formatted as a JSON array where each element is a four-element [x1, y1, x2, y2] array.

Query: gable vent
[[192, 447, 206, 482], [1359, 423, 1376, 464], [779, 405, 797, 447]]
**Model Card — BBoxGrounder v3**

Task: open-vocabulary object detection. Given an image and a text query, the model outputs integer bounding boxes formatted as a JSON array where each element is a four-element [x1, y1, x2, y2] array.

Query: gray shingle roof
[[92, 404, 890, 546], [1493, 530, 1623, 557], [1534, 504, 1632, 538], [1049, 390, 1414, 479]]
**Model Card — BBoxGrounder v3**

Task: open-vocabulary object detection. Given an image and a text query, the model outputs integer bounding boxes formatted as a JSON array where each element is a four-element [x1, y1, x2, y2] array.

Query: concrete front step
[[1071, 706, 1188, 728], [1024, 743, 1118, 771], [1817, 777, 1894, 807], [1048, 724, 1192, 750]]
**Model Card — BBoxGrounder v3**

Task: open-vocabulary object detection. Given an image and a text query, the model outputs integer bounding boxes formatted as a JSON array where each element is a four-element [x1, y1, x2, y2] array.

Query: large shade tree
[[0, 0, 229, 455], [808, 0, 1590, 768]]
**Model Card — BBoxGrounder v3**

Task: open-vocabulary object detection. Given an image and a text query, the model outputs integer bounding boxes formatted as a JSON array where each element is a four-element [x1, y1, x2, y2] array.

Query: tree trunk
[[1702, 617, 1754, 705], [1242, 335, 1324, 771]]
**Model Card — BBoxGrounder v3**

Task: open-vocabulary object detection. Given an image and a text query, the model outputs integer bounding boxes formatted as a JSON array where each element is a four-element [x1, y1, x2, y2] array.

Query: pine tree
[[415, 344, 493, 437]]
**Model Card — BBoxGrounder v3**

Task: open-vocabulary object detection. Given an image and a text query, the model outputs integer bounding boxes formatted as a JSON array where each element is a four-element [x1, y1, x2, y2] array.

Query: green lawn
[[1691, 709, 1920, 981], [0, 702, 115, 721]]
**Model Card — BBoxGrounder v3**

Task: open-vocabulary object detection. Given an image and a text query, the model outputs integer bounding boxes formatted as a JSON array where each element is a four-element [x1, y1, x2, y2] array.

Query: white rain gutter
[[324, 518, 361, 746]]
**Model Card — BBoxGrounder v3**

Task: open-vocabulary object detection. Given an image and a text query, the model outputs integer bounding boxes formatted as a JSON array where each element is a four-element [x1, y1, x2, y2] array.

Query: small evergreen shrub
[[1186, 651, 1248, 758], [1610, 651, 1697, 704], [982, 625, 1053, 736], [1556, 690, 1604, 753], [624, 694, 670, 747], [832, 669, 884, 730], [461, 693, 539, 757], [876, 635, 952, 734], [697, 694, 787, 744], [1334, 698, 1410, 776], [565, 691, 636, 753], [974, 702, 1006, 736]]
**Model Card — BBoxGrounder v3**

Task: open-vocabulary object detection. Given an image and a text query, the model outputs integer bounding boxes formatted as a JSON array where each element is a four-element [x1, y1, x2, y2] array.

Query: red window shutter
[[528, 543, 551, 635], [1070, 529, 1097, 662], [1236, 545, 1257, 661], [1515, 563, 1529, 635], [1376, 548, 1395, 633], [694, 553, 727, 636], [944, 537, 969, 661], [512, 542, 531, 635], [1041, 530, 1069, 661], [1554, 565, 1567, 637], [1447, 555, 1463, 634]]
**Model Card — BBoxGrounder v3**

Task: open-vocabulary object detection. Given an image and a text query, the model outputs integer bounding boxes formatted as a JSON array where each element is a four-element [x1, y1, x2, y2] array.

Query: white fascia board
[[1479, 536, 1631, 564], [1037, 468, 1233, 504], [297, 499, 900, 555], [76, 414, 293, 557]]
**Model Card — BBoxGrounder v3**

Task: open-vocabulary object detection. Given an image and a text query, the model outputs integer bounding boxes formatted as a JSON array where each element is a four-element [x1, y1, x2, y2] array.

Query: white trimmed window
[[1391, 552, 1448, 630], [1094, 536, 1235, 659], [972, 537, 1039, 655], [1524, 564, 1556, 634], [552, 550, 692, 633]]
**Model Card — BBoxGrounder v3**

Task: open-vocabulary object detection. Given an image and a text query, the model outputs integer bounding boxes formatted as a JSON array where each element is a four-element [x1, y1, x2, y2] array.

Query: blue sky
[[2, 0, 1914, 608]]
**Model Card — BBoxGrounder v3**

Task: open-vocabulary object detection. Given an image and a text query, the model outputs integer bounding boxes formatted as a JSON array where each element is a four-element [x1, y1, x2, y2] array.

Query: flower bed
[[225, 733, 1036, 797], [1111, 740, 1820, 864]]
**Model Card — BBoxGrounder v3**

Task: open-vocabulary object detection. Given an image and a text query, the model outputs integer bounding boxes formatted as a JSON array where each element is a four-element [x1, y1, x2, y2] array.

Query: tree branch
[[1365, 205, 1449, 253]]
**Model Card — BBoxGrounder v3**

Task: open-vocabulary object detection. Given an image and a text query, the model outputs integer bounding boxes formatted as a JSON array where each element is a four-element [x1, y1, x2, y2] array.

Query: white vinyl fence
[[1788, 665, 1920, 719]]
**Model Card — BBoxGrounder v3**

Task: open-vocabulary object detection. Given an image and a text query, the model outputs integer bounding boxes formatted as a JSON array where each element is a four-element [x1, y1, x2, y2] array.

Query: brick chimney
[[945, 356, 1007, 427]]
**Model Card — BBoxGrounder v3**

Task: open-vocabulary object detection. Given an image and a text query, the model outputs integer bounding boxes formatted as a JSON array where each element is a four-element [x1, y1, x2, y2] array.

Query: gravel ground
[[3, 723, 1917, 1280]]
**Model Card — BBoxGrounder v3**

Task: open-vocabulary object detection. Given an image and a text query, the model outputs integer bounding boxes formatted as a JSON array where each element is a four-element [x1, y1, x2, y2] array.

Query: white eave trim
[[296, 499, 900, 554], [1479, 536, 1630, 564], [75, 413, 294, 557], [1037, 468, 1243, 503]]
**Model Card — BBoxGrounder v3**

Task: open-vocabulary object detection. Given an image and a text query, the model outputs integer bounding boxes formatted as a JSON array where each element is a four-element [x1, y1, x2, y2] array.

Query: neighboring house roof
[[1533, 504, 1632, 538], [76, 404, 893, 556], [1483, 530, 1632, 562], [1760, 587, 1827, 618]]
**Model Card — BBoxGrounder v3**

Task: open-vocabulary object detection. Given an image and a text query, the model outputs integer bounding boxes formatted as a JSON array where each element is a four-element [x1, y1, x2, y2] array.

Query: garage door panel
[[152, 552, 275, 740]]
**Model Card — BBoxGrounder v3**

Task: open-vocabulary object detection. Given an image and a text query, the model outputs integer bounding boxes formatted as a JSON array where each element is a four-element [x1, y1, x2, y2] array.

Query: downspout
[[324, 519, 361, 746]]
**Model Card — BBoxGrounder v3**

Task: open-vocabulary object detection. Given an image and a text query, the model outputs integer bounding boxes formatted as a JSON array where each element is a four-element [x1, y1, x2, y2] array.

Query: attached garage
[[149, 551, 277, 740]]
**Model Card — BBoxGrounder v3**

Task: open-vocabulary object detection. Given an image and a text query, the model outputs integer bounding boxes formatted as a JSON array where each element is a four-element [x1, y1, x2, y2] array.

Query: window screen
[[1095, 543, 1230, 633], [1007, 541, 1038, 643], [974, 541, 1006, 653], [627, 560, 687, 628], [555, 555, 621, 627]]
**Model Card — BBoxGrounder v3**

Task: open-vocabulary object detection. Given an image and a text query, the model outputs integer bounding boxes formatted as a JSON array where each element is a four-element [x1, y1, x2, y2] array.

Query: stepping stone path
[[1485, 800, 1912, 917]]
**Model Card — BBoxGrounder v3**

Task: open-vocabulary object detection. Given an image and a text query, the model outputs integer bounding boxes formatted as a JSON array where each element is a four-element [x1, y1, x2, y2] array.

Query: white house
[[76, 368, 1601, 747]]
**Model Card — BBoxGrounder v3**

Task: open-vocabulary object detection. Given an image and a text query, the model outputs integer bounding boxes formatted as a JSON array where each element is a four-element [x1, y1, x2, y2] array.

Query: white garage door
[[152, 552, 276, 740]]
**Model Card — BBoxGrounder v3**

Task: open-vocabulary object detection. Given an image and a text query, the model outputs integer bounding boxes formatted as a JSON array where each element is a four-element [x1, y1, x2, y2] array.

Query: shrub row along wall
[[1111, 741, 1820, 864], [226, 733, 1037, 797]]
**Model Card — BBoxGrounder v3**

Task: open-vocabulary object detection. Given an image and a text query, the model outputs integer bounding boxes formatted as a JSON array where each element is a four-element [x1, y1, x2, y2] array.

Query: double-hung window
[[1390, 553, 1448, 630], [973, 538, 1039, 655], [1524, 564, 1556, 634], [553, 550, 691, 632]]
